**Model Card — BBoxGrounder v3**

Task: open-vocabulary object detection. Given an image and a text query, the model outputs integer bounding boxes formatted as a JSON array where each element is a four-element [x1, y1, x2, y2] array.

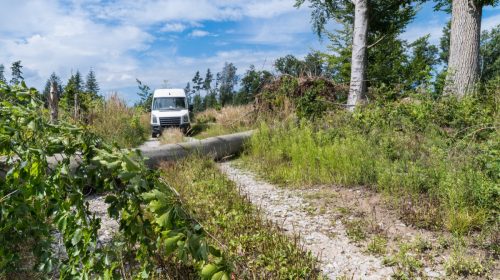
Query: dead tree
[[48, 81, 59, 124]]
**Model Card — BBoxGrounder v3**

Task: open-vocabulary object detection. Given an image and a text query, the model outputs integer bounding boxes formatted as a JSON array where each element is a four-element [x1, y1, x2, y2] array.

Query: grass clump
[[89, 94, 149, 147], [367, 235, 388, 255], [159, 157, 320, 279], [445, 252, 490, 278], [243, 92, 499, 235]]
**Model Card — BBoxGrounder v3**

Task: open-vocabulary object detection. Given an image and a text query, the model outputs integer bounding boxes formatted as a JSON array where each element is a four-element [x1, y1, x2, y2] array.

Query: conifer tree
[[85, 69, 100, 98], [10, 61, 23, 85]]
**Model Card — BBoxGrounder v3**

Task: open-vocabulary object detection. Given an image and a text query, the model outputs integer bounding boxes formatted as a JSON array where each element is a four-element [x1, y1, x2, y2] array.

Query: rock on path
[[218, 161, 394, 280]]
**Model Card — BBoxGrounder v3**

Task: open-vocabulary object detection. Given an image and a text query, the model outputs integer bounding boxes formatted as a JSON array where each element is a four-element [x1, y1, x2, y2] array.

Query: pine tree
[[0, 64, 6, 84], [10, 61, 23, 85], [85, 69, 100, 98], [203, 69, 213, 94]]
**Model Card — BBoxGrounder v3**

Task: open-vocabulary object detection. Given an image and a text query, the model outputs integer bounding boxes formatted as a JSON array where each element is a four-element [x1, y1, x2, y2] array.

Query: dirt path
[[218, 161, 447, 279]]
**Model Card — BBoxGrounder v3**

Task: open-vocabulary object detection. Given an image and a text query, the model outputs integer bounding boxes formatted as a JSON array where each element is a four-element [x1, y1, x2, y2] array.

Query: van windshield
[[153, 97, 186, 110]]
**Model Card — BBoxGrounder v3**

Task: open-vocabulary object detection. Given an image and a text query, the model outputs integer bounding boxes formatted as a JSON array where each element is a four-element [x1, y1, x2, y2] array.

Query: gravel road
[[218, 161, 395, 279]]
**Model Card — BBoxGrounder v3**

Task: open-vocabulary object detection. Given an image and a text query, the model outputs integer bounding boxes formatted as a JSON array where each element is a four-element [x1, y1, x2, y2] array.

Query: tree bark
[[444, 0, 482, 97], [74, 91, 79, 120], [49, 81, 58, 124], [347, 0, 369, 111]]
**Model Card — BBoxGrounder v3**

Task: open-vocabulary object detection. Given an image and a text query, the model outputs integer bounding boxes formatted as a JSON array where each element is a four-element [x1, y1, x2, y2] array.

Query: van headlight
[[182, 114, 189, 123], [152, 115, 158, 124]]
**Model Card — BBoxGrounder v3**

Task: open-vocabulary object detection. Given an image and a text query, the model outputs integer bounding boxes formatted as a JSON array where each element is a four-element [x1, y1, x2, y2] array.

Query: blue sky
[[0, 0, 498, 103]]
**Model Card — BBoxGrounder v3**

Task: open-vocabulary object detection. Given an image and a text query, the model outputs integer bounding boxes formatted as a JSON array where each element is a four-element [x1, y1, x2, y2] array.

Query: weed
[[367, 235, 388, 255], [343, 218, 367, 243], [445, 253, 489, 277], [383, 243, 424, 279], [412, 236, 432, 253]]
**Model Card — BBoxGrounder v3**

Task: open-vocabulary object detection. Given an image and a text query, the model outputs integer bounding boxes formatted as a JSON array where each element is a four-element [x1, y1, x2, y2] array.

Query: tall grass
[[89, 94, 150, 147], [191, 105, 255, 138], [244, 93, 499, 235]]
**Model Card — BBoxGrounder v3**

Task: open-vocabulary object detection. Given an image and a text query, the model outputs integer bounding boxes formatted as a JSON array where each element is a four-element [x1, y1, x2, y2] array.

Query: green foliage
[[135, 78, 153, 112], [0, 82, 227, 278], [244, 89, 499, 235], [480, 24, 500, 83], [236, 65, 273, 105], [275, 52, 327, 78], [160, 157, 320, 279], [193, 94, 204, 113]]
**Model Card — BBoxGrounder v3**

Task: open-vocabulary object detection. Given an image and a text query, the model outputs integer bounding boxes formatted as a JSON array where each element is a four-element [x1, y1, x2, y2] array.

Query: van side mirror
[[188, 104, 194, 112]]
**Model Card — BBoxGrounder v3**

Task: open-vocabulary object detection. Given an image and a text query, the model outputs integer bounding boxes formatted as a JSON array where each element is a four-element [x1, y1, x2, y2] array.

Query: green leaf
[[71, 229, 83, 245], [165, 235, 181, 254], [201, 264, 218, 279]]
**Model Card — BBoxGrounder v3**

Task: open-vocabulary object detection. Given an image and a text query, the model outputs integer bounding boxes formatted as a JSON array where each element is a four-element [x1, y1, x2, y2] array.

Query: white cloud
[[87, 0, 299, 25], [160, 23, 188, 33], [189, 29, 211, 37], [0, 0, 321, 101]]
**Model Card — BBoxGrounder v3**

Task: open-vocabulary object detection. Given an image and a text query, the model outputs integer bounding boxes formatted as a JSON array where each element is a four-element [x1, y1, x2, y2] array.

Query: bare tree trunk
[[444, 0, 482, 97], [74, 91, 79, 120], [48, 81, 58, 124], [347, 0, 369, 111]]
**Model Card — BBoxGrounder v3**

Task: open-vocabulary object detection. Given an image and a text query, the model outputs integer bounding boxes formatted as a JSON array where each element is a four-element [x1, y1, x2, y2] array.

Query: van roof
[[153, 88, 186, 98]]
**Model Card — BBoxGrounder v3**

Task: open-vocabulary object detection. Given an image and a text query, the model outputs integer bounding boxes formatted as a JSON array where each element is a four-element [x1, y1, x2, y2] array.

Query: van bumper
[[152, 124, 190, 134]]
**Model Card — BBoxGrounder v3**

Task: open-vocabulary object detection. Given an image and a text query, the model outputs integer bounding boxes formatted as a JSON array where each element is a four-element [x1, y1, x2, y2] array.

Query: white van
[[150, 88, 191, 137]]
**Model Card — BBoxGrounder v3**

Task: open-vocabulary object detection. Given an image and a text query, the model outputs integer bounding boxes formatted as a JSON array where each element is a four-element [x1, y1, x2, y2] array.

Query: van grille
[[159, 117, 181, 126]]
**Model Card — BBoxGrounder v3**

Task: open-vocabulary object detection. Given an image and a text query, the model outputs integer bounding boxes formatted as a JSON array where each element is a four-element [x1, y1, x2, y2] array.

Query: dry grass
[[89, 93, 149, 147], [159, 128, 185, 144], [196, 105, 253, 127], [192, 105, 255, 138]]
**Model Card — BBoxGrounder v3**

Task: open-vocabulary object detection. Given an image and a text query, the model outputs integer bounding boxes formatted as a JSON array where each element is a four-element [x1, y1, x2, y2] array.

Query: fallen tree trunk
[[0, 130, 254, 179], [140, 131, 253, 167]]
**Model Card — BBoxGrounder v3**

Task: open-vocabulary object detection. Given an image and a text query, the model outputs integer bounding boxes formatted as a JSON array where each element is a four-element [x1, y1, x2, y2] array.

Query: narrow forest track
[[218, 161, 447, 279]]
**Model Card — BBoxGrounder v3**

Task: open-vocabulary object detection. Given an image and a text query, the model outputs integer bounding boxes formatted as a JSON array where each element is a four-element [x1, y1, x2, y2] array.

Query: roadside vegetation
[[244, 78, 499, 236], [159, 156, 321, 279], [89, 94, 150, 147]]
